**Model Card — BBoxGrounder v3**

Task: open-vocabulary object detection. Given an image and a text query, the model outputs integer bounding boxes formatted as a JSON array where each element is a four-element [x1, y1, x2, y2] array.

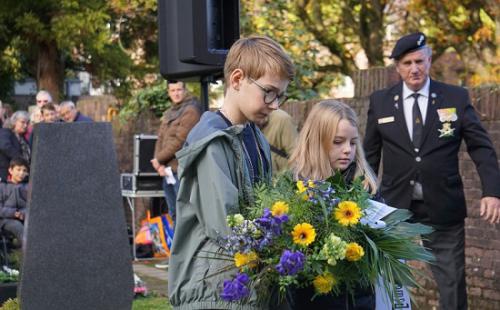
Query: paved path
[[133, 261, 169, 296], [133, 262, 168, 280]]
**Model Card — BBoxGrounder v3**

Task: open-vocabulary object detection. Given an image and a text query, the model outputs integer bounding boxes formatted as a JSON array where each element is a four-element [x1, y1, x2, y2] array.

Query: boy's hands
[[15, 211, 25, 221]]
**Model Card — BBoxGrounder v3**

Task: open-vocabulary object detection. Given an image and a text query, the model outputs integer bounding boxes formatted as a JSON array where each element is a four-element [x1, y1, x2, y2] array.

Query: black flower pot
[[0, 282, 17, 305]]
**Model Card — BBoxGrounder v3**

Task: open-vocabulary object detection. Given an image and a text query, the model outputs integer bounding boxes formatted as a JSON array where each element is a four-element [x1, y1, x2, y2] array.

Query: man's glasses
[[248, 78, 288, 107]]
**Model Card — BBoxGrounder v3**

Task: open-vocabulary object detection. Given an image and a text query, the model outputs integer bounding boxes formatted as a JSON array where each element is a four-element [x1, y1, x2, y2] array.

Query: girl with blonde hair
[[288, 99, 378, 309], [290, 99, 377, 194]]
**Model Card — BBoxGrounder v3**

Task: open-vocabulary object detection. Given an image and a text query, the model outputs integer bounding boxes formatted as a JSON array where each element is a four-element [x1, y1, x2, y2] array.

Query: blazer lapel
[[421, 80, 442, 147], [390, 83, 414, 150]]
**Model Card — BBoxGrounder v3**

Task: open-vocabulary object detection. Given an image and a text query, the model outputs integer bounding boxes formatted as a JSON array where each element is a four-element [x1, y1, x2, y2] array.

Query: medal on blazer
[[437, 108, 457, 138]]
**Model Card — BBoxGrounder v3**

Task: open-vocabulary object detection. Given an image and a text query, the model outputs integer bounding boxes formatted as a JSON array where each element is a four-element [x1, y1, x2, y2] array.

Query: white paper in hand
[[164, 166, 177, 185], [360, 199, 397, 229]]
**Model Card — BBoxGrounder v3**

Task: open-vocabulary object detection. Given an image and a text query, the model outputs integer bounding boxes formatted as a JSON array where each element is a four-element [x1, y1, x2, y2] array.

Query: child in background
[[0, 158, 28, 247], [8, 158, 29, 188]]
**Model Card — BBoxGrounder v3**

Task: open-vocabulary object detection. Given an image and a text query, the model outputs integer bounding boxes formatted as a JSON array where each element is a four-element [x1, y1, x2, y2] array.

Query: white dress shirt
[[402, 78, 430, 141], [402, 78, 430, 199]]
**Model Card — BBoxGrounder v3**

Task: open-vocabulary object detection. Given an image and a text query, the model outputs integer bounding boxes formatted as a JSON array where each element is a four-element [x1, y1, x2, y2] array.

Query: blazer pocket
[[381, 175, 393, 187], [446, 174, 462, 186]]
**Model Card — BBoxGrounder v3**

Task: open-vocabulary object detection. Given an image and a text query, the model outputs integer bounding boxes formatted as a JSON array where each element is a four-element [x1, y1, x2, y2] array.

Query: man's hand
[[157, 165, 166, 177], [480, 196, 500, 224], [151, 158, 160, 170]]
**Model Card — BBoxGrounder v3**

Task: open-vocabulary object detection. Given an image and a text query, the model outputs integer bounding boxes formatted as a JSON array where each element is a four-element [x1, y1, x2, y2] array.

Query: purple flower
[[254, 208, 288, 250], [256, 208, 287, 233], [216, 220, 261, 255], [275, 250, 305, 276], [277, 214, 289, 223], [220, 273, 250, 301]]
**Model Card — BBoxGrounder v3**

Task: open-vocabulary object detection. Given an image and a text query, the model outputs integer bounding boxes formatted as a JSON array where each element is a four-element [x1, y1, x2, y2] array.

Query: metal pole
[[200, 78, 209, 112]]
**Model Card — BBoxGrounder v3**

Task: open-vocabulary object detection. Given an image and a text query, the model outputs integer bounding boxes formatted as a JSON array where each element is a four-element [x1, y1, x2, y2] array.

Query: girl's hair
[[289, 100, 378, 193]]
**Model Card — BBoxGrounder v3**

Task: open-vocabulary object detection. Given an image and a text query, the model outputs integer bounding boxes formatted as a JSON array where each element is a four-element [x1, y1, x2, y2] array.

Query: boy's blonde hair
[[289, 100, 378, 193], [224, 36, 295, 88]]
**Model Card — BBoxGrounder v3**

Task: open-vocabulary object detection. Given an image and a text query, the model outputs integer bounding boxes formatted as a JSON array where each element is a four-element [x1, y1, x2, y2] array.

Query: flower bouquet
[[210, 173, 433, 306]]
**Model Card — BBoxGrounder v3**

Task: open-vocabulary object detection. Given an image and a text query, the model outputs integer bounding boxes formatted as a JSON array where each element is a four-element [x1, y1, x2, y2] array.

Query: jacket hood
[[176, 111, 245, 178]]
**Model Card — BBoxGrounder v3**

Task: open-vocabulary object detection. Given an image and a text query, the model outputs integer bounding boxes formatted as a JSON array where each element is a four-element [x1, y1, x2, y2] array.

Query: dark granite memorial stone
[[19, 122, 133, 310]]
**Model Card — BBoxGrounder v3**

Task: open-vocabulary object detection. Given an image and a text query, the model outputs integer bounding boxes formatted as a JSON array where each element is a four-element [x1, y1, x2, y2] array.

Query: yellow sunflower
[[345, 242, 365, 262], [291, 223, 316, 246], [234, 251, 258, 269], [271, 201, 289, 217], [313, 273, 336, 294], [334, 201, 361, 226]]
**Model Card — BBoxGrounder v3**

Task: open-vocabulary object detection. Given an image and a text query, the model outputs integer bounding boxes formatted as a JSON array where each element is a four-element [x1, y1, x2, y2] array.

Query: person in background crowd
[[59, 101, 93, 122], [257, 108, 298, 174], [2, 103, 14, 126], [363, 32, 500, 310], [8, 157, 29, 188], [150, 80, 202, 269], [0, 181, 28, 248], [25, 107, 42, 141], [28, 103, 61, 147], [41, 103, 60, 123], [0, 111, 30, 182], [35, 90, 52, 108], [26, 90, 53, 140], [151, 81, 202, 224], [30, 107, 43, 124]]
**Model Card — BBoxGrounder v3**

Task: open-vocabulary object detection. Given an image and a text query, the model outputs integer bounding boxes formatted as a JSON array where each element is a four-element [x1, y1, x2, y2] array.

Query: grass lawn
[[132, 295, 172, 310]]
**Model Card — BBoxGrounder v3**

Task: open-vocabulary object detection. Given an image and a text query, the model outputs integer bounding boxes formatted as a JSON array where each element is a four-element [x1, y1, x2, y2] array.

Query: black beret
[[390, 32, 427, 60]]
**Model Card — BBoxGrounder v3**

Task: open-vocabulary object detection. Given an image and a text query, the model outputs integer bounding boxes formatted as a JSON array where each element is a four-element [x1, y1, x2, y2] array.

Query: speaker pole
[[200, 75, 215, 112]]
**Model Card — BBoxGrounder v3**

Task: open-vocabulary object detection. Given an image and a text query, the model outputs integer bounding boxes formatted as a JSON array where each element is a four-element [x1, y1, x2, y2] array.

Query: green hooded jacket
[[168, 111, 272, 309]]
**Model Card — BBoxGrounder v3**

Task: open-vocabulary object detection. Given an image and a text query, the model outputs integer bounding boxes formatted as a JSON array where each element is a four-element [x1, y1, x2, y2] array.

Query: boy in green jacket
[[167, 36, 295, 309]]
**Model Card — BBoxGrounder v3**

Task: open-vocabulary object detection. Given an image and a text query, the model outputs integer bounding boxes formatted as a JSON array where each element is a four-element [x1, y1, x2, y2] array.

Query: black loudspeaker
[[158, 0, 240, 80]]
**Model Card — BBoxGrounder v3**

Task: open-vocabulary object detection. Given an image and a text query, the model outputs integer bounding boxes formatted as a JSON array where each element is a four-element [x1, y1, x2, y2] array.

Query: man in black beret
[[364, 32, 500, 310]]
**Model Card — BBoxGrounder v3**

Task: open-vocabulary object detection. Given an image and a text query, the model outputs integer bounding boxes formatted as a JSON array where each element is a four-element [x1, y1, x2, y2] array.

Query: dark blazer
[[363, 80, 500, 225], [0, 128, 22, 182]]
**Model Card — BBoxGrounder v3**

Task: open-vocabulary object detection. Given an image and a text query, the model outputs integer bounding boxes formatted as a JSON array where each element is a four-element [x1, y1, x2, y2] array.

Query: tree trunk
[[359, 0, 385, 67], [37, 41, 63, 103]]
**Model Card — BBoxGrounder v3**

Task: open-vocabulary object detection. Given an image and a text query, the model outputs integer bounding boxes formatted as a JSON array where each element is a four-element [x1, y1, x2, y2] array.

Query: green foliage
[[0, 272, 17, 283], [240, 0, 386, 99], [0, 0, 159, 101], [406, 0, 499, 86], [119, 81, 171, 121]]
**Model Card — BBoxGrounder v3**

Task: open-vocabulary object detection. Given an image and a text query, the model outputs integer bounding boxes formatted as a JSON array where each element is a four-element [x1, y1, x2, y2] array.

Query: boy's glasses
[[248, 78, 288, 107]]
